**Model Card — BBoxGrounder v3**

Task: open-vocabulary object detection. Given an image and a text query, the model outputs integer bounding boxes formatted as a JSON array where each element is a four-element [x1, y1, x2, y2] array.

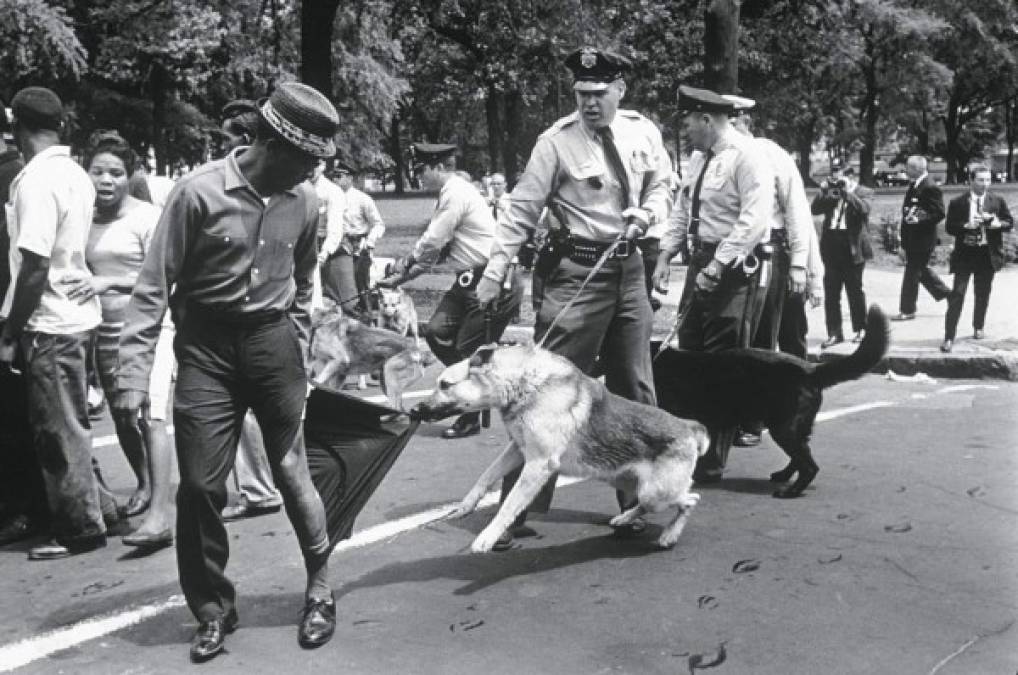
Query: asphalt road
[[1, 375, 1016, 674]]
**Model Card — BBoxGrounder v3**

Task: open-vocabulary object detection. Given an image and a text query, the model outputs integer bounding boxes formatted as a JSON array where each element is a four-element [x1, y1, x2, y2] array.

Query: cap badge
[[580, 48, 597, 69]]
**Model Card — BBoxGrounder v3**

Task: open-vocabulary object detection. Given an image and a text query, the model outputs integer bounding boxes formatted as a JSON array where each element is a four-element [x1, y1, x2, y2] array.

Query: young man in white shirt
[[0, 87, 107, 560]]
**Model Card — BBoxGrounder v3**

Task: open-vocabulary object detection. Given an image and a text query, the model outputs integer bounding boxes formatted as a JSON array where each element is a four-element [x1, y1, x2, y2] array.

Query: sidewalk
[[404, 264, 1018, 381]]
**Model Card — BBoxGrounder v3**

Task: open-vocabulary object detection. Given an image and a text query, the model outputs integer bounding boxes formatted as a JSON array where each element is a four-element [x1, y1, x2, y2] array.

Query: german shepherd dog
[[653, 305, 890, 498], [414, 344, 711, 552]]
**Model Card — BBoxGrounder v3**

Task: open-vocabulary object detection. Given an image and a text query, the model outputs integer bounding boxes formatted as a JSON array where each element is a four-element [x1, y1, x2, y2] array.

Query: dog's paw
[[446, 499, 479, 520], [608, 512, 631, 528], [470, 528, 501, 553], [655, 534, 679, 549]]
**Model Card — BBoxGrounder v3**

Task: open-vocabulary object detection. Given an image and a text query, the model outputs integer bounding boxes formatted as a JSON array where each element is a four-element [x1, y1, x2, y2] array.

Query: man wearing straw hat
[[116, 82, 339, 661]]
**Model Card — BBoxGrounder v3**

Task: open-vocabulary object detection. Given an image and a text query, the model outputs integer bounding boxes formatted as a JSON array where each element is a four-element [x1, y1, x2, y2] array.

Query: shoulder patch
[[541, 112, 580, 138]]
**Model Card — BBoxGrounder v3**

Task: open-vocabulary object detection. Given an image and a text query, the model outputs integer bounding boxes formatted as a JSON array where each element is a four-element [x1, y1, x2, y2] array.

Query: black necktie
[[688, 150, 715, 241], [597, 126, 630, 213]]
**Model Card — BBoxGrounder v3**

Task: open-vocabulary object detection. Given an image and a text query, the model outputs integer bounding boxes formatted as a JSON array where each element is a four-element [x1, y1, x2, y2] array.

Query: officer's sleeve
[[659, 181, 690, 259], [715, 147, 774, 266], [637, 122, 673, 228], [412, 183, 464, 267], [363, 194, 386, 247], [776, 155, 812, 268], [118, 181, 195, 392], [484, 137, 556, 282]]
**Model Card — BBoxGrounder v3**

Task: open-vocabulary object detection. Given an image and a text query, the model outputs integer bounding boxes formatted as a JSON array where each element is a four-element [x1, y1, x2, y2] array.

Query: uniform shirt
[[314, 174, 347, 255], [340, 186, 385, 247], [752, 137, 811, 268], [661, 127, 774, 266], [2, 145, 101, 334], [483, 109, 672, 282], [412, 174, 496, 271], [117, 148, 318, 392], [490, 192, 512, 229]]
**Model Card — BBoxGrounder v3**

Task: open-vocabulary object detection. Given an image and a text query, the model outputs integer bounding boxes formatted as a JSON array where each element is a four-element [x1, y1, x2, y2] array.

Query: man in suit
[[896, 155, 950, 320], [940, 164, 1014, 352], [811, 167, 873, 346]]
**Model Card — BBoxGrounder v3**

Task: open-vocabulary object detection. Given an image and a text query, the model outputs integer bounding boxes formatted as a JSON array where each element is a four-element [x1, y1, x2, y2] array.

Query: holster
[[534, 230, 570, 279]]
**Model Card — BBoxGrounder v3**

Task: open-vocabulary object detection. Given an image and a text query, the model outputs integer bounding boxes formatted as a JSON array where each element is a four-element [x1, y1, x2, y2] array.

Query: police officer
[[724, 94, 818, 447], [476, 47, 673, 549], [388, 143, 522, 439], [652, 85, 773, 483]]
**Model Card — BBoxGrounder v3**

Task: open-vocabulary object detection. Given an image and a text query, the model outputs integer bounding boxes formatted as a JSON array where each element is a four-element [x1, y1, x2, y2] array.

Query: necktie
[[596, 126, 631, 213], [688, 150, 716, 242]]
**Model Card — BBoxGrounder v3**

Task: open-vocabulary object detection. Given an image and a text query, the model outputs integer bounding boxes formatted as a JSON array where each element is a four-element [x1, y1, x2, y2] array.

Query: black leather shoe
[[299, 593, 336, 649], [820, 335, 844, 349], [973, 329, 985, 340], [939, 339, 953, 353], [441, 414, 481, 440], [122, 528, 173, 549], [221, 501, 282, 522], [733, 432, 761, 447], [190, 611, 238, 663]]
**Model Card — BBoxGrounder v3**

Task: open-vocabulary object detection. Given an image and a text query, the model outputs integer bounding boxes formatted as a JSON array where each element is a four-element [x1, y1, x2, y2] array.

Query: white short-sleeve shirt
[[2, 145, 101, 334]]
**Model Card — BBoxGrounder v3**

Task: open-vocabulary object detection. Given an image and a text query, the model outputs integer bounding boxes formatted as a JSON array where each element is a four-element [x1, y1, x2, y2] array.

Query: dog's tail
[[811, 305, 890, 390]]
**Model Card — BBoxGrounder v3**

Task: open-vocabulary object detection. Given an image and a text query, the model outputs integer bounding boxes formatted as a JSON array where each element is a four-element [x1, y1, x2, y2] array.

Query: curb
[[815, 347, 1018, 382]]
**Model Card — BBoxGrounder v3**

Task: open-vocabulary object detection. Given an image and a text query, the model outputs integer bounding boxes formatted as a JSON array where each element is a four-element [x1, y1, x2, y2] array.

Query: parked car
[[873, 169, 910, 187]]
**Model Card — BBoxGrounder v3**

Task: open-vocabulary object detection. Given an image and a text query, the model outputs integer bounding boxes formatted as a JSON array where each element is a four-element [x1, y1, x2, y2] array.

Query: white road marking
[[19, 398, 902, 669]]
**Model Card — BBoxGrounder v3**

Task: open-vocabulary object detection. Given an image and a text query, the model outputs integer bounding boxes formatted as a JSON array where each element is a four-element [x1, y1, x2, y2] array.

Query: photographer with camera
[[940, 164, 1014, 352], [896, 155, 950, 320], [811, 167, 873, 347]]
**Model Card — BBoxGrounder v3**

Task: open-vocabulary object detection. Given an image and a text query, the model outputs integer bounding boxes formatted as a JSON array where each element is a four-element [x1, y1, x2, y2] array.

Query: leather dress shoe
[[973, 329, 985, 340], [733, 431, 761, 447], [122, 528, 173, 549], [221, 501, 282, 522], [820, 335, 844, 349], [940, 339, 953, 353], [190, 611, 238, 663], [441, 414, 481, 440], [28, 534, 107, 560], [0, 515, 38, 546], [892, 312, 916, 321], [298, 593, 336, 649]]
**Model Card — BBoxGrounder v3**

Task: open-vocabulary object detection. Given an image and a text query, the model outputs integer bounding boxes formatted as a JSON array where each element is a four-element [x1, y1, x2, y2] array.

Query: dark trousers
[[173, 312, 329, 622], [0, 327, 48, 524], [823, 239, 867, 337], [322, 251, 372, 315], [502, 252, 655, 516], [425, 270, 523, 367], [900, 230, 950, 314], [679, 251, 764, 473], [752, 238, 790, 351], [778, 294, 809, 359], [21, 330, 105, 544], [945, 249, 995, 340]]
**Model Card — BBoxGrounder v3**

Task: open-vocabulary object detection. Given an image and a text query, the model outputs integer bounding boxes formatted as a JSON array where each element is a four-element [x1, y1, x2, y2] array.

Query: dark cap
[[565, 47, 631, 92], [221, 99, 259, 121], [259, 82, 339, 159], [677, 85, 734, 114], [332, 159, 356, 175], [412, 142, 457, 168], [11, 87, 64, 132]]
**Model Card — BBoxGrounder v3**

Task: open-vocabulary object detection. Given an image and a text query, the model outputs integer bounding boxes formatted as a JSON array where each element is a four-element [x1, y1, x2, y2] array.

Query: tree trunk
[[796, 126, 814, 185], [504, 90, 523, 186], [150, 62, 168, 176], [300, 0, 341, 99], [858, 57, 879, 188], [944, 103, 961, 184], [389, 112, 405, 194], [485, 84, 505, 175], [1006, 98, 1016, 182], [704, 0, 740, 92]]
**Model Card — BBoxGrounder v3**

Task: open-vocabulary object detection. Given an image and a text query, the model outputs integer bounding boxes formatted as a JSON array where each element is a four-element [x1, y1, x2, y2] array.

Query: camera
[[823, 178, 846, 199]]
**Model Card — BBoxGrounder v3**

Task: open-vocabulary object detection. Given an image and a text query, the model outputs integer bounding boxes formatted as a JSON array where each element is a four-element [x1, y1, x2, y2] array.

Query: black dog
[[653, 305, 890, 498]]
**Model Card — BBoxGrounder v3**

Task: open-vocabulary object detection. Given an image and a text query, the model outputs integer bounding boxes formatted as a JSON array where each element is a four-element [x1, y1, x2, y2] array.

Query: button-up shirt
[[340, 186, 385, 246], [313, 174, 347, 256], [412, 174, 496, 271], [752, 137, 811, 268], [483, 109, 672, 282], [117, 148, 318, 391], [2, 145, 100, 334], [661, 127, 774, 266]]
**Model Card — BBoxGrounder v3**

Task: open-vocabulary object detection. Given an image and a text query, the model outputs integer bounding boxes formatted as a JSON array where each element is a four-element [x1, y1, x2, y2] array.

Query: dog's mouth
[[410, 401, 464, 422]]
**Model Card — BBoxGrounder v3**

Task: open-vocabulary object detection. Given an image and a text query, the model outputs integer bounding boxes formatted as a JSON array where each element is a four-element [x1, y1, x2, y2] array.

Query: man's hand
[[651, 258, 671, 293], [808, 290, 823, 308], [475, 277, 502, 307], [788, 266, 808, 295], [59, 273, 108, 304], [621, 208, 651, 239], [111, 389, 148, 415]]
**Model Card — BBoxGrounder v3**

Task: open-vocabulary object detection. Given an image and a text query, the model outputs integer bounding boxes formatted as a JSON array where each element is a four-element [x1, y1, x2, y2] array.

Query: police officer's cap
[[721, 94, 756, 114], [412, 142, 457, 167], [677, 85, 735, 114], [221, 99, 259, 121], [332, 160, 356, 175], [566, 47, 632, 92]]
